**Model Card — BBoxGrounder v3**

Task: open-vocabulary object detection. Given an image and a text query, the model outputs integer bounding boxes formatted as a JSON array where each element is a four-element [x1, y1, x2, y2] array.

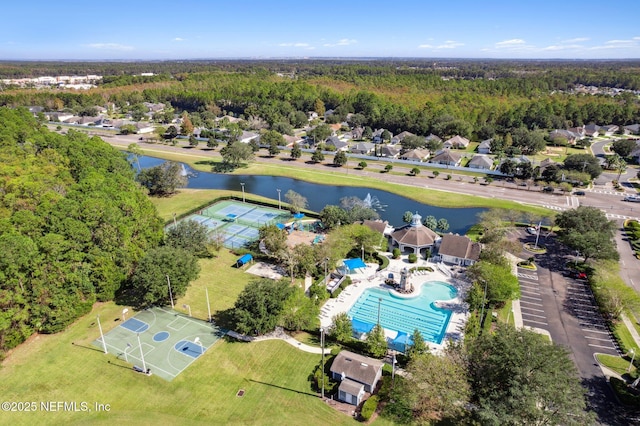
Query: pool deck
[[319, 254, 471, 353]]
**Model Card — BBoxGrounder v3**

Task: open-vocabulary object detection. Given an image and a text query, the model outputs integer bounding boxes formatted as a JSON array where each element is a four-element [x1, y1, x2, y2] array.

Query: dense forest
[[1, 60, 640, 139], [0, 108, 163, 357]]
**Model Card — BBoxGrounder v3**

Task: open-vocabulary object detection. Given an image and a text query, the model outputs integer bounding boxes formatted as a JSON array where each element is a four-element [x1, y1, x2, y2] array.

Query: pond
[[137, 156, 485, 233]]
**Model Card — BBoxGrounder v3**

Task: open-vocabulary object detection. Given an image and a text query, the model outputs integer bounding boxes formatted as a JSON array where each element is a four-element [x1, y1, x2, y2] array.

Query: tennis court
[[177, 200, 291, 249], [94, 307, 224, 381]]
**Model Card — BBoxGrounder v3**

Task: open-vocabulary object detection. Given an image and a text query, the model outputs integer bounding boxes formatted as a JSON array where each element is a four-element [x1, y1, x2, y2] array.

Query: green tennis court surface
[[94, 307, 224, 381], [173, 199, 291, 249]]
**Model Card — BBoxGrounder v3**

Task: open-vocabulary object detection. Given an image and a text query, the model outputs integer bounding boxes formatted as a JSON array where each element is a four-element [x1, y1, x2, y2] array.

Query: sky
[[2, 0, 640, 60]]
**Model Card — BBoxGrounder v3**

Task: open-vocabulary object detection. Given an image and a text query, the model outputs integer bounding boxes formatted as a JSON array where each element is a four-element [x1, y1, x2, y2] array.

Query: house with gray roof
[[325, 136, 349, 151], [443, 135, 470, 149], [468, 154, 493, 170], [623, 124, 640, 135], [330, 350, 384, 406], [600, 125, 619, 136], [428, 149, 462, 166], [351, 142, 375, 155], [380, 145, 400, 158], [477, 139, 493, 154], [584, 124, 600, 137], [437, 234, 481, 266], [372, 128, 391, 143]]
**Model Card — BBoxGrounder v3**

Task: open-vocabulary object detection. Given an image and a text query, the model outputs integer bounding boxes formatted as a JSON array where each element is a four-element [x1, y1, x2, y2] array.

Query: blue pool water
[[348, 281, 457, 346]]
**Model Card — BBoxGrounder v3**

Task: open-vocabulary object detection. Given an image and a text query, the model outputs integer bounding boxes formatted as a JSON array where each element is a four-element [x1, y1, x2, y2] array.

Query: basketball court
[[94, 307, 224, 381]]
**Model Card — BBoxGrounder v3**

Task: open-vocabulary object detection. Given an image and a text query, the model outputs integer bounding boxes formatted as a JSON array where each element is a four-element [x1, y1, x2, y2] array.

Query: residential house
[[538, 158, 557, 173], [351, 126, 364, 140], [437, 234, 481, 266], [400, 148, 430, 162], [325, 136, 349, 151], [443, 135, 470, 149], [394, 131, 415, 142], [428, 149, 462, 166], [307, 111, 319, 121], [63, 116, 82, 125], [379, 145, 400, 158], [330, 350, 384, 406], [623, 124, 640, 135], [282, 134, 304, 147], [468, 154, 493, 170], [600, 125, 619, 136], [324, 109, 335, 118], [425, 133, 442, 144], [143, 102, 165, 113], [584, 124, 600, 138], [46, 112, 75, 122], [549, 129, 580, 145], [135, 122, 155, 134], [568, 126, 586, 139], [372, 128, 391, 143], [351, 142, 375, 155], [477, 139, 493, 154]]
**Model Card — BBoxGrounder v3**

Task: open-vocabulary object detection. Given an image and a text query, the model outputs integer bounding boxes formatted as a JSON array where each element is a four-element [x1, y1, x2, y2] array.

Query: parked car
[[542, 186, 554, 193], [574, 191, 586, 196], [526, 227, 537, 235], [569, 271, 588, 280]]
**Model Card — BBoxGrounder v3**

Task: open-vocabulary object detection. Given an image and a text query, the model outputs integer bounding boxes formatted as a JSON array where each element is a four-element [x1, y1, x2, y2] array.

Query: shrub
[[610, 377, 640, 405], [392, 248, 401, 259], [408, 253, 418, 263], [375, 252, 390, 271], [361, 395, 379, 421]]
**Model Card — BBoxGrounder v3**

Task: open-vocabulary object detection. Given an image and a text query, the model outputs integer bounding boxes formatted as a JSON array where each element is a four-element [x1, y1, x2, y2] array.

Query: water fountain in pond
[[362, 193, 387, 211]]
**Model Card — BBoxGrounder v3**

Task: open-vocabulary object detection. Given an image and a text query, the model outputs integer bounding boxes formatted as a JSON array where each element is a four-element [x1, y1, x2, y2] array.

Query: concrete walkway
[[621, 313, 640, 350], [226, 328, 328, 354]]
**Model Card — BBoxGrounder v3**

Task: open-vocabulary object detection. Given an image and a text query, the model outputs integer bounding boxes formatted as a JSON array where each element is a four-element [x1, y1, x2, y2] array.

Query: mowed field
[[0, 301, 359, 425]]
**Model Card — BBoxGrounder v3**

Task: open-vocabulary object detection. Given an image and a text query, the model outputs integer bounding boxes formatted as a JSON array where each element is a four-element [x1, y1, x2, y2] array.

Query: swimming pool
[[348, 281, 457, 346]]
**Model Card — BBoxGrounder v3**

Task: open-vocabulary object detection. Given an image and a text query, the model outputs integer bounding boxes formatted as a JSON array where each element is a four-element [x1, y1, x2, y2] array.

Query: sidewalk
[[226, 328, 328, 354], [621, 312, 640, 350]]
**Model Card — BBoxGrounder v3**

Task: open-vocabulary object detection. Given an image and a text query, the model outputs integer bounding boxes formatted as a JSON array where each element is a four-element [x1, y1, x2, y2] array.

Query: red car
[[569, 271, 587, 280]]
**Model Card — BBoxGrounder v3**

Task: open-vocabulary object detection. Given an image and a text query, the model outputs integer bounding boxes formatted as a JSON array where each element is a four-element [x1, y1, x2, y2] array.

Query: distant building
[[330, 350, 384, 406]]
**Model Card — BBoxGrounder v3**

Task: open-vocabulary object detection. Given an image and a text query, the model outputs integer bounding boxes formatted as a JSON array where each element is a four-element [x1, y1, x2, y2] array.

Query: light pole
[[319, 327, 325, 399], [205, 288, 212, 323], [629, 349, 636, 372], [361, 244, 364, 262], [166, 274, 174, 309], [277, 189, 281, 210], [240, 182, 245, 203], [97, 315, 107, 354], [183, 304, 191, 317]]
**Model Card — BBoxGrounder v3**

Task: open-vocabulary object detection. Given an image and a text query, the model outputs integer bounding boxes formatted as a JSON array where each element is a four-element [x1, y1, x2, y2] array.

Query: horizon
[[2, 0, 639, 61]]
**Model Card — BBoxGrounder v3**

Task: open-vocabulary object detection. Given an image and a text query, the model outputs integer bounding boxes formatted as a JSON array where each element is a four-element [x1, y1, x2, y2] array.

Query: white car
[[526, 227, 537, 235]]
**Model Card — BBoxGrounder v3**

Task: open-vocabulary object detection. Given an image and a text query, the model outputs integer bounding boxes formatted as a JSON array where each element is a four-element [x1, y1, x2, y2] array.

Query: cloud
[[418, 40, 463, 49], [590, 37, 640, 50], [173, 37, 185, 42], [495, 39, 526, 48], [278, 42, 310, 47], [323, 38, 357, 47], [562, 37, 589, 43], [86, 43, 133, 51]]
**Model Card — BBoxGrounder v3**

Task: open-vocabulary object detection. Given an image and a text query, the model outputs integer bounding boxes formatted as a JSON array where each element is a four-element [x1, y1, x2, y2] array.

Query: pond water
[[137, 156, 485, 233]]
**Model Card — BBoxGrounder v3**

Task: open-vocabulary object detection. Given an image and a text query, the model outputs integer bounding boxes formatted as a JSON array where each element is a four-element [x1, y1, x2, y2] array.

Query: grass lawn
[[0, 301, 358, 425], [596, 353, 637, 377]]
